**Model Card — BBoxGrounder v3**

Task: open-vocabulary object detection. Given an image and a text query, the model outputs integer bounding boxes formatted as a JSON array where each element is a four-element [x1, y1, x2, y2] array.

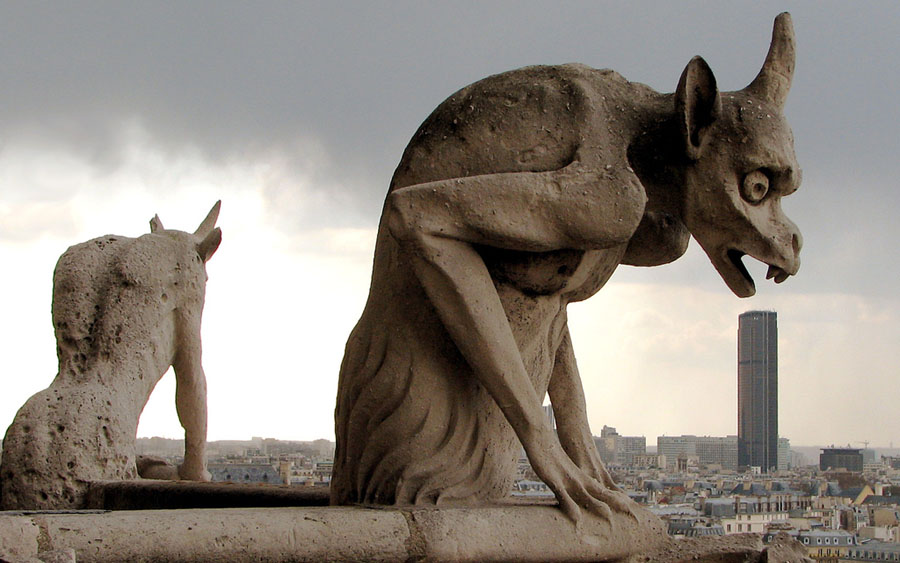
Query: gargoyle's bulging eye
[[741, 170, 770, 204]]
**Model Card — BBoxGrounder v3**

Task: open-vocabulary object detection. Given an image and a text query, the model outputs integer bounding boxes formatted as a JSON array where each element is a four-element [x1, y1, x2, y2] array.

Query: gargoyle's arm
[[388, 160, 646, 254], [172, 308, 210, 481], [387, 164, 644, 522], [549, 329, 624, 495]]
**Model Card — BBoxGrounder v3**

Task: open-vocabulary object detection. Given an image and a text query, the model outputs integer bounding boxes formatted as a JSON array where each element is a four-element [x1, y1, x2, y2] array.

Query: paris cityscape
[[116, 310, 900, 561], [2, 4, 899, 561]]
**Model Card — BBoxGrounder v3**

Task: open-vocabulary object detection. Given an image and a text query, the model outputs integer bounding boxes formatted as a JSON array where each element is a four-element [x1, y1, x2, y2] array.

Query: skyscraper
[[737, 310, 778, 472]]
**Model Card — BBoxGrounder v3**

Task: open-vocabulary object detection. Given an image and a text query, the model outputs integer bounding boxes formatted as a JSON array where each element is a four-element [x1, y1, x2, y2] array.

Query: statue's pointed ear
[[195, 200, 221, 237], [198, 227, 222, 263], [675, 56, 721, 160], [150, 214, 164, 233]]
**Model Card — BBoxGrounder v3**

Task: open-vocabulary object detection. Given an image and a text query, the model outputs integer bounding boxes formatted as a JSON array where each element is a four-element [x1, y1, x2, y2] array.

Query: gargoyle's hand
[[529, 439, 635, 524]]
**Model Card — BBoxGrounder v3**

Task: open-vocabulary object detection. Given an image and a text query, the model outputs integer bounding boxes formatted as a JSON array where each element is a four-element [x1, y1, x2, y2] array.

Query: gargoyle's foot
[[178, 464, 212, 482], [136, 455, 181, 480]]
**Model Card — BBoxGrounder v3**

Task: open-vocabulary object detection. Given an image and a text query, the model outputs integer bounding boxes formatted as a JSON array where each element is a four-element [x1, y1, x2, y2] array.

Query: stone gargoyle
[[0, 203, 221, 510], [332, 13, 802, 525]]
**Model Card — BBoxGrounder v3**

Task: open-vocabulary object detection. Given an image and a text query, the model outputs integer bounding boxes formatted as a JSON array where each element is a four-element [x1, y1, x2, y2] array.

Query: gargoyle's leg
[[172, 309, 210, 481], [549, 328, 635, 515], [387, 166, 645, 522]]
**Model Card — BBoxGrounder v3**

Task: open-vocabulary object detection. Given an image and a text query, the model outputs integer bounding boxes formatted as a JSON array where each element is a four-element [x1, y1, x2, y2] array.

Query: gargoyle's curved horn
[[746, 12, 795, 108], [194, 200, 222, 237]]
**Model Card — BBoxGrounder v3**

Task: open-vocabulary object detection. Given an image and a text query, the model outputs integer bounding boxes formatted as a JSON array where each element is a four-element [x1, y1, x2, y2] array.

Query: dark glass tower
[[737, 311, 778, 472]]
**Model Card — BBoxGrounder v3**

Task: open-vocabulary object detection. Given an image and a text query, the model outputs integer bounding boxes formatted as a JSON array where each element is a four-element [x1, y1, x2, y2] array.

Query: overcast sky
[[1, 2, 897, 450]]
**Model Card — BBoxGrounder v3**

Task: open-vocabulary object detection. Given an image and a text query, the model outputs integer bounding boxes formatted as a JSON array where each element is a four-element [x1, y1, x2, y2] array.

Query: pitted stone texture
[[0, 203, 222, 510], [410, 504, 666, 562], [0, 515, 40, 561], [333, 11, 802, 540], [0, 507, 411, 563], [0, 505, 811, 562]]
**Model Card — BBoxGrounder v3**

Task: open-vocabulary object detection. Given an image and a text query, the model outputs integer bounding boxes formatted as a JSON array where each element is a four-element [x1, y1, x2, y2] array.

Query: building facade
[[737, 311, 779, 472], [820, 448, 864, 472], [594, 426, 646, 466], [777, 437, 791, 471], [657, 435, 738, 471]]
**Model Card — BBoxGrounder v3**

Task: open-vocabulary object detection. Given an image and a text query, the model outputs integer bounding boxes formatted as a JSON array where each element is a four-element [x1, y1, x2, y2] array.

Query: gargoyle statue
[[332, 14, 802, 524], [1, 203, 222, 509]]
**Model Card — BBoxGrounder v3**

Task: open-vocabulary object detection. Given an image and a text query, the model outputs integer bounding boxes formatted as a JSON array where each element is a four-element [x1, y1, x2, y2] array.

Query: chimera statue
[[332, 13, 802, 526], [1, 203, 221, 509]]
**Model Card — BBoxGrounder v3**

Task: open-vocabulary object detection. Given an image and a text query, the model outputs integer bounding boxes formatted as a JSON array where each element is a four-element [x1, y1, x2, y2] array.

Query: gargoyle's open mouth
[[725, 248, 792, 298], [727, 249, 754, 290]]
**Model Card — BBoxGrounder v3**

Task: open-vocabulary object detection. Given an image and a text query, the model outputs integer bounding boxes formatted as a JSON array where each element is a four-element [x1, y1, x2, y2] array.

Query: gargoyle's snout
[[766, 231, 802, 283], [720, 217, 801, 298]]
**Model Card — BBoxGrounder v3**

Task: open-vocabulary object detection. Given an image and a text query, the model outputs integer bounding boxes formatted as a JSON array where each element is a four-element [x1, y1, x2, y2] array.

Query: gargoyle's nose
[[778, 216, 803, 276], [784, 229, 803, 276]]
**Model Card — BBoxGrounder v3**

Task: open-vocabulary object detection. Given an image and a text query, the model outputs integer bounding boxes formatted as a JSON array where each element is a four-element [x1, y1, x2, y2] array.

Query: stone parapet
[[0, 504, 812, 562], [0, 503, 667, 562]]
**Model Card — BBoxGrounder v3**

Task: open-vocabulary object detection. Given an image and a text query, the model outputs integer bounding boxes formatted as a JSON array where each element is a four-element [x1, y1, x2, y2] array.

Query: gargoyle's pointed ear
[[198, 227, 222, 263], [195, 200, 221, 237], [150, 214, 164, 233], [675, 56, 721, 160]]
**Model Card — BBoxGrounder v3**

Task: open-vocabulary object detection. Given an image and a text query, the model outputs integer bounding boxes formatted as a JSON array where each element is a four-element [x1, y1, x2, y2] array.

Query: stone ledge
[[0, 503, 665, 562], [0, 504, 810, 562]]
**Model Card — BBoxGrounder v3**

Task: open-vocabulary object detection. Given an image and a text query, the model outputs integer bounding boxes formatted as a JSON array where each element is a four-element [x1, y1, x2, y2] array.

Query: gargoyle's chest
[[479, 247, 584, 296], [481, 247, 623, 383]]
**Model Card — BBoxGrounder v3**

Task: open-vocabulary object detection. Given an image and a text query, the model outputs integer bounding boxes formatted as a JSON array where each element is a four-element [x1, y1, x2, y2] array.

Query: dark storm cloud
[[1, 1, 898, 292], [4, 2, 898, 182]]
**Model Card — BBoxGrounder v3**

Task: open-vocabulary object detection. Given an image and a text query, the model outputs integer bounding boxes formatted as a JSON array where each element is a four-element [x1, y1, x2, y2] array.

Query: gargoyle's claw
[[557, 478, 639, 527]]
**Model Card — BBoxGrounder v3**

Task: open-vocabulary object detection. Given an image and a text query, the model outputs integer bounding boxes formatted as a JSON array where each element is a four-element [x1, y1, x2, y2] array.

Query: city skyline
[[1, 3, 898, 447]]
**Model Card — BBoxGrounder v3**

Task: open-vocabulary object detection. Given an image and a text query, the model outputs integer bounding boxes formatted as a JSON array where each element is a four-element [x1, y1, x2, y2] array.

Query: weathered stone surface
[[36, 549, 77, 563], [0, 505, 812, 562], [0, 203, 222, 510], [0, 515, 40, 561], [0, 507, 412, 563], [409, 503, 665, 561], [332, 11, 802, 544]]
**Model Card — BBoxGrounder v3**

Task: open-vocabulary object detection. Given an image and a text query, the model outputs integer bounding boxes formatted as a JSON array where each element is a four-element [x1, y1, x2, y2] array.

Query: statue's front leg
[[172, 310, 211, 482], [387, 168, 643, 523], [549, 329, 635, 516]]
